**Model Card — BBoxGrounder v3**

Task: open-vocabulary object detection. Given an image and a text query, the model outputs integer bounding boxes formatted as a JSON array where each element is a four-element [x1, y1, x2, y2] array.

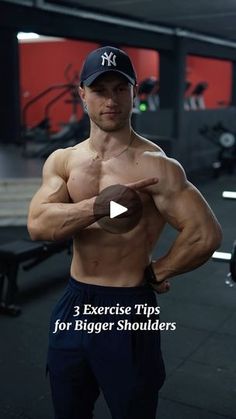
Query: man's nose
[[106, 92, 118, 105]]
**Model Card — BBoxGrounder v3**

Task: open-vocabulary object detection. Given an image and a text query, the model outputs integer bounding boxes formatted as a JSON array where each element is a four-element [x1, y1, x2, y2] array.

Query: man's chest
[[66, 154, 146, 203]]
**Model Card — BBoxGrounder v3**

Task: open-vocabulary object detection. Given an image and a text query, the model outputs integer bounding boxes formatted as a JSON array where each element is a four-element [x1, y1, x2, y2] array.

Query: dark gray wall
[[133, 107, 236, 172], [179, 108, 236, 171]]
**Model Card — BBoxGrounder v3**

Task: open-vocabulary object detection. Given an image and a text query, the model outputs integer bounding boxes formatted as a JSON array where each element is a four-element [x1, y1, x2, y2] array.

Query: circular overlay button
[[93, 184, 143, 234]]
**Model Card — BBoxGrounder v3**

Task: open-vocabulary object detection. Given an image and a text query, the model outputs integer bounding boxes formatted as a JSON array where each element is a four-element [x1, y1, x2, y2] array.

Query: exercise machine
[[21, 64, 89, 158], [0, 239, 72, 316], [199, 122, 236, 177], [186, 82, 208, 110], [134, 77, 159, 112]]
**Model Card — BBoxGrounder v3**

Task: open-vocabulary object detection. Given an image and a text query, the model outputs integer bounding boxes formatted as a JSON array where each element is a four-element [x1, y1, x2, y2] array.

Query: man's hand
[[117, 177, 159, 217], [125, 177, 159, 192], [150, 280, 171, 294], [95, 177, 159, 219], [148, 262, 171, 294]]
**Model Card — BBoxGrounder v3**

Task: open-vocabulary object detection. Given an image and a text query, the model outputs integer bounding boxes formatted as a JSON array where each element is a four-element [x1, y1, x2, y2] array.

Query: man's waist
[[68, 275, 153, 295]]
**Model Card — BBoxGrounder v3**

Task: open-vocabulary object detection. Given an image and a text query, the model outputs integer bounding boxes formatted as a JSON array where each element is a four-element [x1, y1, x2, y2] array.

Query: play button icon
[[110, 201, 128, 219], [93, 184, 143, 234]]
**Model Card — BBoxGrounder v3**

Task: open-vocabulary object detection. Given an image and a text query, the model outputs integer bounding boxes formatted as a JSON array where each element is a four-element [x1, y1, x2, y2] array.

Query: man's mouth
[[102, 111, 121, 115]]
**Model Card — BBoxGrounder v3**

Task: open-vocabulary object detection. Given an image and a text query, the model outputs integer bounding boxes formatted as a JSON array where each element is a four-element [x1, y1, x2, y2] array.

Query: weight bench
[[0, 238, 72, 316]]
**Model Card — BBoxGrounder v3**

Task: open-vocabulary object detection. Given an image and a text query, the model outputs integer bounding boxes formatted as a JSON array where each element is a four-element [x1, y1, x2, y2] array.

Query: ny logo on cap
[[101, 51, 117, 67]]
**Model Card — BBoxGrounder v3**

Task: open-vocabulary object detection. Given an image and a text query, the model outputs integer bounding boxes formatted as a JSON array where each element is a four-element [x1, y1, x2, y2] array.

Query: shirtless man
[[27, 46, 222, 419]]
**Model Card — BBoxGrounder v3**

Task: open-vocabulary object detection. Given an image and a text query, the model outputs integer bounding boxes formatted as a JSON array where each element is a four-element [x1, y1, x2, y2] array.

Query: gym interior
[[0, 0, 236, 418]]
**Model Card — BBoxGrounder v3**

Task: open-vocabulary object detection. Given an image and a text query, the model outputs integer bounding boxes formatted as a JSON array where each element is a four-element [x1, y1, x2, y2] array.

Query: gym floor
[[0, 144, 235, 419]]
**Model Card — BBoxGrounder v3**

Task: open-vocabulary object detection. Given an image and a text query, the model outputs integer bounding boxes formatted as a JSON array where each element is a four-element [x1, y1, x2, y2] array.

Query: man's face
[[79, 73, 136, 132]]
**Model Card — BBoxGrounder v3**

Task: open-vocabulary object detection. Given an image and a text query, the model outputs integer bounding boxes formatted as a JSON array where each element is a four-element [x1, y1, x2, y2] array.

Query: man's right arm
[[27, 150, 103, 242], [27, 149, 160, 242]]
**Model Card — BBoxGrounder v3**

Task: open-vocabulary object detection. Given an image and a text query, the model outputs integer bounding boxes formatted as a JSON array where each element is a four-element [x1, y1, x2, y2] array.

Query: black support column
[[0, 28, 20, 143], [159, 37, 187, 151]]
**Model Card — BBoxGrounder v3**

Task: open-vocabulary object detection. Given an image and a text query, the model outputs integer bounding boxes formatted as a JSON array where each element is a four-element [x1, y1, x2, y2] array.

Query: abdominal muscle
[[70, 206, 166, 287]]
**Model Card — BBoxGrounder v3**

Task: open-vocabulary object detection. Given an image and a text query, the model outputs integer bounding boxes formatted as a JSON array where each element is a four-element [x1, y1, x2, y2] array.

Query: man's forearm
[[28, 196, 102, 241], [153, 228, 221, 282]]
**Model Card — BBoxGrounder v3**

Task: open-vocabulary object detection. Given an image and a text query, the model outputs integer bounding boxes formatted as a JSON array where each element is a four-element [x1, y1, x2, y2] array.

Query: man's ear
[[79, 86, 88, 111], [133, 84, 138, 98], [79, 86, 85, 101]]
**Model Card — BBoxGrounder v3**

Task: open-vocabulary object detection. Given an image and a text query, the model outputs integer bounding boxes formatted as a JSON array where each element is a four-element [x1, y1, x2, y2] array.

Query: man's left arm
[[149, 156, 222, 289]]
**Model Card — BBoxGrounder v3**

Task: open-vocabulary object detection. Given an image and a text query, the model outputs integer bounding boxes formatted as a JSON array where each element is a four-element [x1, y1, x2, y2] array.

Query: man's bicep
[[29, 153, 71, 217], [154, 183, 216, 232], [28, 176, 70, 220], [33, 175, 70, 205]]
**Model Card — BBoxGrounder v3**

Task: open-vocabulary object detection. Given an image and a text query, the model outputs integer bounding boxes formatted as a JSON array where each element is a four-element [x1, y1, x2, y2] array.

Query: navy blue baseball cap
[[80, 46, 137, 87]]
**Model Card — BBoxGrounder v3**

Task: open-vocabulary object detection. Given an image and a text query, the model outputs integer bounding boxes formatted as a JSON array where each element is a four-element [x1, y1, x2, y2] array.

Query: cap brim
[[82, 69, 136, 86]]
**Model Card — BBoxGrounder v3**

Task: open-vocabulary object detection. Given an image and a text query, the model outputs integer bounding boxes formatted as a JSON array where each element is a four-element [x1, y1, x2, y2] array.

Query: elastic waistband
[[68, 276, 152, 295]]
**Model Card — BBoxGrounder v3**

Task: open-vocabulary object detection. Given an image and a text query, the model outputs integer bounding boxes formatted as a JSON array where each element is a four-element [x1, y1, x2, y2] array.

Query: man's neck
[[89, 126, 134, 160]]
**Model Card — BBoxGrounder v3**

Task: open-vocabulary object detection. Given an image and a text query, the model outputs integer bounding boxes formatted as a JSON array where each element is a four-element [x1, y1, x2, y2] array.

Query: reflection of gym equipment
[[134, 77, 159, 112], [199, 122, 236, 177], [134, 79, 208, 112], [212, 191, 236, 286], [184, 81, 192, 110], [21, 64, 89, 158], [0, 239, 72, 316], [213, 241, 236, 287], [185, 82, 208, 110]]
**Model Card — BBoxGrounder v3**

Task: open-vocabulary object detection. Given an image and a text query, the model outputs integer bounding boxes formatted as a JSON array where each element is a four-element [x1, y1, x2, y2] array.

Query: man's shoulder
[[134, 134, 166, 156], [134, 136, 187, 184], [42, 141, 86, 178], [135, 135, 181, 167], [47, 140, 87, 164]]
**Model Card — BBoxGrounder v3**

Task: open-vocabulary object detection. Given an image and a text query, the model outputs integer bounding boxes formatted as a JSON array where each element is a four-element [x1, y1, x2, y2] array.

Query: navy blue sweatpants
[[46, 276, 166, 419]]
